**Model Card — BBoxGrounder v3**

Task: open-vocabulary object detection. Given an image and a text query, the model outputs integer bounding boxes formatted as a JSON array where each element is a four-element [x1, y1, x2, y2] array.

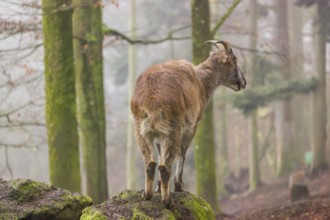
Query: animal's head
[[204, 40, 246, 91]]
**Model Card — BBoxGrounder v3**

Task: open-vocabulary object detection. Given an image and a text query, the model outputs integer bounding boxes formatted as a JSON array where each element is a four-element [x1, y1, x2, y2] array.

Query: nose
[[240, 75, 246, 89], [237, 65, 246, 89]]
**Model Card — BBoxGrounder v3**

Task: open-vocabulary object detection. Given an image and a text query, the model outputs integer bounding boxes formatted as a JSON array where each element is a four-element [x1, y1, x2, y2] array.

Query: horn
[[203, 40, 220, 49], [203, 40, 230, 51]]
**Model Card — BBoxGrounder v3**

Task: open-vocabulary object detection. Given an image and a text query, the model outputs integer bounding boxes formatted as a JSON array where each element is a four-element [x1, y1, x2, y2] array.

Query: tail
[[139, 109, 170, 137]]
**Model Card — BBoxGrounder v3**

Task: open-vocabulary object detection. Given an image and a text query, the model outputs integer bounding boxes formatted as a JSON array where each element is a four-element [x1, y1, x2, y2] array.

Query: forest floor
[[219, 169, 330, 219]]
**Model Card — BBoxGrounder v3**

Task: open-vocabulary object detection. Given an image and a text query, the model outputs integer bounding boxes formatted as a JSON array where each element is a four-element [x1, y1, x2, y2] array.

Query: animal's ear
[[220, 53, 229, 63]]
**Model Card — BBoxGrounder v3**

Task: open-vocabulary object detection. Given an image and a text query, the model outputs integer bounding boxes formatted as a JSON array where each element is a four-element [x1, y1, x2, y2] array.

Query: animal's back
[[131, 60, 203, 136]]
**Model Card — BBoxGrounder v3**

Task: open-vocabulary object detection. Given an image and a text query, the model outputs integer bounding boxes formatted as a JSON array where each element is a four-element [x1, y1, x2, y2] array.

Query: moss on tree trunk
[[191, 0, 219, 214], [72, 0, 108, 203], [194, 103, 219, 213], [215, 89, 229, 197], [42, 0, 81, 192]]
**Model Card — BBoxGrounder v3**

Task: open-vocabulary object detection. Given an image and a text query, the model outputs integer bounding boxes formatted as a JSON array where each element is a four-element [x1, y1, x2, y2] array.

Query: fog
[[0, 0, 329, 212]]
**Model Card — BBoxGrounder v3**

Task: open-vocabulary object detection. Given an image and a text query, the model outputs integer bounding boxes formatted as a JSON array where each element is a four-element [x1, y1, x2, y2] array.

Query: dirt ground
[[219, 169, 330, 219]]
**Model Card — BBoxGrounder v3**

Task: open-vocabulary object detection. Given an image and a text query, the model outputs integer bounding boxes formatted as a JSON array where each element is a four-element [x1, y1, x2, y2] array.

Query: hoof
[[162, 197, 174, 209], [142, 191, 153, 200], [174, 177, 184, 192], [174, 183, 183, 192]]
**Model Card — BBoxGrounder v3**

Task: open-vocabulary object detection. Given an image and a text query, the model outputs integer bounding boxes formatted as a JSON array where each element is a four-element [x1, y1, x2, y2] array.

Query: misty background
[[0, 0, 329, 200]]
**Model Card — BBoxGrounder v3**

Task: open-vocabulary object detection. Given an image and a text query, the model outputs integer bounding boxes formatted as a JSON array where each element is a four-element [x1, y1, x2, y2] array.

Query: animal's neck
[[195, 61, 222, 103]]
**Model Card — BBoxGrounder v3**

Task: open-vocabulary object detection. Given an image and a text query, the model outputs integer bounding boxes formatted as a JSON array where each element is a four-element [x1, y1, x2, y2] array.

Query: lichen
[[171, 210, 182, 219], [80, 207, 107, 220], [8, 179, 50, 203], [132, 208, 153, 220], [115, 190, 140, 200], [80, 190, 215, 220], [160, 209, 176, 220], [181, 193, 216, 220], [43, 0, 82, 193], [1, 178, 92, 220]]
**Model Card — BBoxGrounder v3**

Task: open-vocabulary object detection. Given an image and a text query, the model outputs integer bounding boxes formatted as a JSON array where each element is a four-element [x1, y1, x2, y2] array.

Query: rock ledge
[[81, 190, 215, 220], [0, 178, 92, 220]]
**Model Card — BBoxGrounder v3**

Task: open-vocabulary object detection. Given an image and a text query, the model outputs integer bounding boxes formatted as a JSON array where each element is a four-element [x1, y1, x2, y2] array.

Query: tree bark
[[127, 0, 137, 189], [289, 1, 308, 167], [248, 0, 261, 191], [191, 0, 219, 213], [215, 89, 229, 197], [42, 0, 81, 192], [72, 0, 108, 203], [311, 0, 328, 172], [274, 0, 295, 176]]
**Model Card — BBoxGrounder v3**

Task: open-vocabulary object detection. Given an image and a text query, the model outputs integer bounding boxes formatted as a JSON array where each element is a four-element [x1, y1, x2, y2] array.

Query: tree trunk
[[126, 0, 137, 189], [72, 0, 108, 203], [191, 0, 219, 213], [42, 0, 81, 192], [311, 0, 328, 172], [215, 89, 229, 197], [248, 0, 261, 191], [289, 1, 308, 167], [210, 0, 229, 198], [274, 0, 295, 176]]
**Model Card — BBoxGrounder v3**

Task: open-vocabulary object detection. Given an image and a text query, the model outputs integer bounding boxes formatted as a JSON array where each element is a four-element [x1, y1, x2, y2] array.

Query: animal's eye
[[233, 57, 237, 63]]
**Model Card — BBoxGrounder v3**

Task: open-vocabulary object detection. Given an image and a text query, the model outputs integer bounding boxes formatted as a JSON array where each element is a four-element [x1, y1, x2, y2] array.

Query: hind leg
[[158, 136, 179, 208], [135, 131, 156, 200], [174, 155, 186, 192], [174, 128, 195, 192]]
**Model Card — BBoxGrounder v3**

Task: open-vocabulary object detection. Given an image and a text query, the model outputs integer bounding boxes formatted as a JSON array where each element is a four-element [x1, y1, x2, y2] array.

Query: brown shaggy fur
[[130, 41, 246, 208]]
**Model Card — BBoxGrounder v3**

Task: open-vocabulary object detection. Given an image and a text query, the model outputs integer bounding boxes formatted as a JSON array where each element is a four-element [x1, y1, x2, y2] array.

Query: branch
[[0, 143, 38, 148], [231, 44, 284, 56], [210, 0, 242, 38], [0, 121, 45, 128], [230, 77, 319, 114], [103, 25, 191, 45], [0, 102, 32, 118], [0, 43, 42, 53]]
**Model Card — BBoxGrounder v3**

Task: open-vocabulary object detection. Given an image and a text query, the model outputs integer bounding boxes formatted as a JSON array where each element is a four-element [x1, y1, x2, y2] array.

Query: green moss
[[81, 207, 107, 220], [171, 210, 181, 219], [194, 102, 219, 213], [61, 191, 93, 206], [181, 194, 216, 220], [115, 190, 139, 200], [8, 179, 49, 203], [78, 190, 215, 220], [0, 212, 18, 220], [42, 0, 81, 192], [72, 0, 108, 203], [132, 208, 153, 220], [160, 209, 176, 220], [1, 179, 92, 219]]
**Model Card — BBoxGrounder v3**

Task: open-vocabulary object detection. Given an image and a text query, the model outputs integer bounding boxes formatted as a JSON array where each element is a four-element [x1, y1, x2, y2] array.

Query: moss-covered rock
[[80, 190, 215, 220], [0, 178, 92, 220]]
